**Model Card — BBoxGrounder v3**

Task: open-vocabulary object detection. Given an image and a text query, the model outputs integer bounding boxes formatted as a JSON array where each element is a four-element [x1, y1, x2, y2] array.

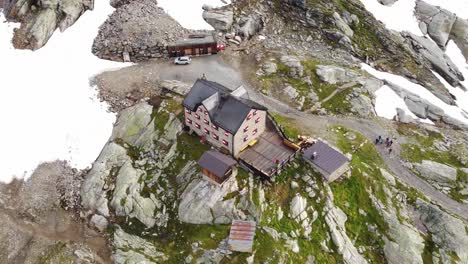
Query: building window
[[253, 110, 258, 116], [224, 131, 229, 137], [186, 118, 192, 124], [203, 119, 209, 125], [204, 111, 208, 115], [195, 123, 201, 129], [185, 108, 191, 114], [247, 114, 252, 120], [222, 139, 229, 146], [204, 128, 210, 134], [212, 124, 218, 130], [213, 134, 219, 140], [199, 107, 203, 112], [243, 126, 249, 133], [194, 113, 200, 119], [243, 136, 249, 142], [255, 117, 261, 124], [252, 128, 258, 135]]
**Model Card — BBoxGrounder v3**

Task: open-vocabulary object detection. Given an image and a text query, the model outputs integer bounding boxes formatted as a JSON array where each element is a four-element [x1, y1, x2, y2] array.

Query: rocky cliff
[[3, 0, 93, 50]]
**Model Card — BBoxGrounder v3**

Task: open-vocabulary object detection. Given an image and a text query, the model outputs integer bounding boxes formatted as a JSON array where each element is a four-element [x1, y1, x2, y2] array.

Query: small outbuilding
[[228, 220, 256, 253], [302, 140, 350, 182], [167, 34, 218, 57], [198, 150, 237, 186]]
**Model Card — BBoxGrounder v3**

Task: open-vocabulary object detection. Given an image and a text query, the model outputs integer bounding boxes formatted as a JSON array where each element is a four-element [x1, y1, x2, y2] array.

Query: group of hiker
[[375, 135, 394, 154]]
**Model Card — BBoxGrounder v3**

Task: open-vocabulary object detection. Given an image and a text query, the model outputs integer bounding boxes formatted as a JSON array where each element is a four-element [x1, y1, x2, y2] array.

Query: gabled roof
[[303, 140, 349, 175], [198, 150, 237, 180], [183, 79, 267, 134]]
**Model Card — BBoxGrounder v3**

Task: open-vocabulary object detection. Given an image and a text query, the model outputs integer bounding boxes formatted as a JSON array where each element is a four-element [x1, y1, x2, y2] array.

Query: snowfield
[[0, 2, 129, 183], [158, 0, 231, 30], [360, 0, 468, 123]]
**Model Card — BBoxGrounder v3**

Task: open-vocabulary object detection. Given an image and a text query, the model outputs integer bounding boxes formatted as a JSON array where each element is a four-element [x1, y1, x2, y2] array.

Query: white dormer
[[231, 85, 248, 99], [202, 92, 220, 112]]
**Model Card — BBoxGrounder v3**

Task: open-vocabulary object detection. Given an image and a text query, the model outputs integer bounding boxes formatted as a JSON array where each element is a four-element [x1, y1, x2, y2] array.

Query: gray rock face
[[4, 0, 91, 50], [416, 199, 468, 262], [81, 102, 178, 227], [332, 12, 354, 38], [178, 178, 242, 224], [415, 0, 457, 48], [316, 65, 359, 84], [113, 228, 167, 263], [403, 32, 464, 88], [414, 160, 457, 184], [325, 200, 368, 264], [237, 14, 263, 39], [280, 55, 304, 78], [451, 18, 468, 62], [202, 8, 234, 31], [90, 214, 108, 232]]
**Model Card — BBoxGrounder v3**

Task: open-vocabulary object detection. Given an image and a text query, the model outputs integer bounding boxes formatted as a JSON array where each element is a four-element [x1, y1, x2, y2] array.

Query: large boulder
[[113, 228, 167, 263], [178, 178, 243, 224], [202, 8, 234, 31], [332, 12, 354, 38], [280, 55, 304, 78], [415, 0, 457, 47], [237, 14, 263, 39], [413, 160, 457, 184], [316, 65, 359, 84]]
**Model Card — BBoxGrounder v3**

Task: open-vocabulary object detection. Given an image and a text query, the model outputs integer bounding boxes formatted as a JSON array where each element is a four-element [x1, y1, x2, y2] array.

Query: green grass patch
[[270, 113, 301, 141], [321, 88, 353, 114]]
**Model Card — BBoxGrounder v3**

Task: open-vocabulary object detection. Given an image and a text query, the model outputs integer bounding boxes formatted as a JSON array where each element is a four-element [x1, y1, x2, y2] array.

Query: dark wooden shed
[[167, 34, 218, 57], [198, 150, 237, 185]]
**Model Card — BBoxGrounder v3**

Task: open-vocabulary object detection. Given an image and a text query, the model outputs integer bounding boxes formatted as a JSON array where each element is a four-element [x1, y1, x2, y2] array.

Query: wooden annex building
[[167, 34, 218, 57], [198, 150, 238, 186]]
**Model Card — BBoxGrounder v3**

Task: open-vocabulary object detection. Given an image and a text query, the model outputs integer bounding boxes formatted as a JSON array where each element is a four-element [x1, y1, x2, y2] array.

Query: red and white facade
[[184, 105, 266, 157]]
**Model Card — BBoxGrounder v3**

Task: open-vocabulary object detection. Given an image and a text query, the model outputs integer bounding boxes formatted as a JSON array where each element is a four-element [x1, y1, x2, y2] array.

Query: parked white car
[[174, 56, 191, 65]]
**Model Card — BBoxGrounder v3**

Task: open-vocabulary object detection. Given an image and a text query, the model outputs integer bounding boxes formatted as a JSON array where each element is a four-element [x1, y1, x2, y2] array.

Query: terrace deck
[[238, 120, 295, 177]]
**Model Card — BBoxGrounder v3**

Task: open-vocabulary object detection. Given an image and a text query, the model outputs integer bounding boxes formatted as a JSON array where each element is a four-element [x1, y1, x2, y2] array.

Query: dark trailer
[[167, 34, 218, 57]]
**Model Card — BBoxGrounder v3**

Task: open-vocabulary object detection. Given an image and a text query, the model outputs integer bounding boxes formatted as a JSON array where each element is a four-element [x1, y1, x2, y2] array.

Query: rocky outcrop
[[280, 55, 304, 78], [4, 0, 92, 50], [113, 228, 167, 263], [332, 12, 354, 38], [415, 0, 457, 48], [316, 65, 359, 84], [416, 200, 468, 262], [81, 102, 180, 229], [178, 178, 244, 224], [413, 160, 457, 185], [415, 0, 468, 62], [236, 14, 263, 40], [202, 8, 233, 31], [325, 200, 368, 264], [403, 32, 464, 88], [451, 18, 468, 63], [92, 0, 189, 62], [386, 82, 468, 130]]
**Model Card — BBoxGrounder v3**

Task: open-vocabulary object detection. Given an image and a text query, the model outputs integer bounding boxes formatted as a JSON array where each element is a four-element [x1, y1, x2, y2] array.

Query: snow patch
[[0, 2, 130, 183], [158, 0, 231, 30], [375, 85, 416, 119], [359, 0, 422, 35]]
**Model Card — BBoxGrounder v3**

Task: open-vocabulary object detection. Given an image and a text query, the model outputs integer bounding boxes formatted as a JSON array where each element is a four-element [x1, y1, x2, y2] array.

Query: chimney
[[311, 151, 317, 160]]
